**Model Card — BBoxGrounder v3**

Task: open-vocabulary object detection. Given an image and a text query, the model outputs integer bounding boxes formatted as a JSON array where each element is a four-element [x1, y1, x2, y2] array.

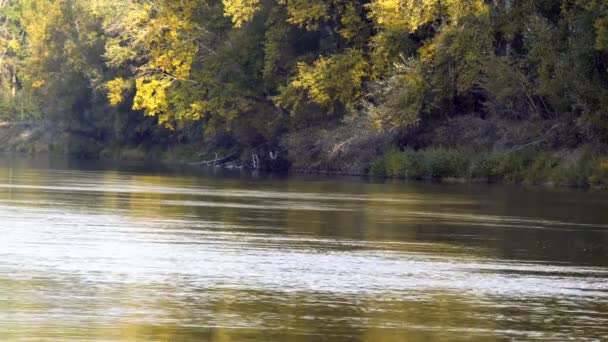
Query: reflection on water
[[0, 154, 607, 341]]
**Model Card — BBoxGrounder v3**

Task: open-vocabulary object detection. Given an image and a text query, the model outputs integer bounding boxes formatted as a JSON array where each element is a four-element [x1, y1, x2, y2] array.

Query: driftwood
[[188, 152, 237, 166], [187, 144, 282, 168]]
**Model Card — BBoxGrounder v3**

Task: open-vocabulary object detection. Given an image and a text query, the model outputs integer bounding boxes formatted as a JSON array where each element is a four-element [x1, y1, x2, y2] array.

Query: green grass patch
[[370, 148, 608, 187]]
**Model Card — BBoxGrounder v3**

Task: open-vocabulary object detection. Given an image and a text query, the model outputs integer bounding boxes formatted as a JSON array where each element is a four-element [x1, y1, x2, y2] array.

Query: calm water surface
[[0, 155, 607, 341]]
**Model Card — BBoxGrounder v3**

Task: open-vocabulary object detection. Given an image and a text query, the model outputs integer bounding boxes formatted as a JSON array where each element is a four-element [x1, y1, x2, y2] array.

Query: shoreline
[[1, 121, 606, 190]]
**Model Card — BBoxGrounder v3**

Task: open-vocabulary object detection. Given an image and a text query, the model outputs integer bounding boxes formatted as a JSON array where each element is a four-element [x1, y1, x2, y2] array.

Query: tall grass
[[370, 148, 608, 187]]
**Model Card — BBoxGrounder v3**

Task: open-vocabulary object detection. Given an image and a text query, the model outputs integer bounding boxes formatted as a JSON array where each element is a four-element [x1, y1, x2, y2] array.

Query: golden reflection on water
[[0, 156, 607, 341]]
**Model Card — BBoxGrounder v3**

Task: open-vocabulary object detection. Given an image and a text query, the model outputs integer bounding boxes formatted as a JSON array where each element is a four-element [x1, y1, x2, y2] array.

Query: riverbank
[[0, 121, 102, 157], [1, 120, 607, 189], [0, 121, 65, 154], [369, 148, 608, 189]]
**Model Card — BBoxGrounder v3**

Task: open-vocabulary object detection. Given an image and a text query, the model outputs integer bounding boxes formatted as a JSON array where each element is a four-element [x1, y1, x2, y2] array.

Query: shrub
[[370, 147, 608, 187], [384, 149, 407, 177], [421, 149, 469, 178], [370, 156, 387, 177], [468, 152, 501, 180], [0, 92, 42, 122], [401, 151, 426, 179], [589, 159, 608, 186], [493, 150, 537, 182], [525, 152, 559, 184]]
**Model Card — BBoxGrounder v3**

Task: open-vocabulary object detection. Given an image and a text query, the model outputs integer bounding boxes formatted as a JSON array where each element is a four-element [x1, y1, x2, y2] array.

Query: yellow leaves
[[105, 78, 132, 106], [338, 4, 365, 40], [104, 0, 209, 127], [133, 77, 170, 116], [31, 80, 46, 88], [419, 41, 437, 62], [279, 0, 328, 30], [223, 0, 329, 30], [7, 39, 20, 52], [132, 75, 210, 128], [123, 4, 150, 31], [187, 101, 205, 121], [276, 49, 370, 112], [223, 0, 262, 27], [367, 0, 488, 33], [291, 61, 330, 106], [157, 114, 174, 130], [367, 0, 435, 32], [148, 49, 196, 80], [144, 13, 199, 76], [444, 0, 489, 21]]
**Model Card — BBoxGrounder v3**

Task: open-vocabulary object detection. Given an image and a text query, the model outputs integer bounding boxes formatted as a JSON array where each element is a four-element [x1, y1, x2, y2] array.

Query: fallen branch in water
[[188, 153, 238, 166]]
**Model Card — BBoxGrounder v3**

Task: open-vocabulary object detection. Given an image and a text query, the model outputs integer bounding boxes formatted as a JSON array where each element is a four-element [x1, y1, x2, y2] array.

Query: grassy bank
[[3, 120, 608, 189], [369, 148, 608, 188]]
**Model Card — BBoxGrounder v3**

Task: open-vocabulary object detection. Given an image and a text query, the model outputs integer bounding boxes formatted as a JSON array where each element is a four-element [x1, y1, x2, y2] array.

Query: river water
[[0, 155, 606, 341]]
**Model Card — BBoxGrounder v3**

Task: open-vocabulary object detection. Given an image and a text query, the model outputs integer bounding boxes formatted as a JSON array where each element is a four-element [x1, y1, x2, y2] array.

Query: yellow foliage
[[223, 0, 262, 27], [338, 3, 366, 40], [277, 49, 370, 112], [133, 77, 170, 117], [278, 0, 328, 30], [105, 78, 131, 106], [103, 0, 209, 126], [7, 39, 20, 52], [31, 80, 46, 88], [367, 0, 436, 32], [367, 0, 488, 32], [223, 0, 332, 30]]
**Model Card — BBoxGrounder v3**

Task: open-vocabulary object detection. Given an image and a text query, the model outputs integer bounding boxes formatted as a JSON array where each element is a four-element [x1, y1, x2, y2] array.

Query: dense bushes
[[282, 112, 395, 175], [370, 148, 608, 187], [0, 93, 41, 122]]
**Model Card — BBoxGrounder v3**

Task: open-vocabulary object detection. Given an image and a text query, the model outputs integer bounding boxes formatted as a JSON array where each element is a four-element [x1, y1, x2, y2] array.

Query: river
[[0, 155, 606, 341]]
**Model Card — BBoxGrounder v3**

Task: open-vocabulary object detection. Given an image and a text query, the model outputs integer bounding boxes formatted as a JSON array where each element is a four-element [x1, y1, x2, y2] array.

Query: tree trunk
[[11, 66, 16, 97]]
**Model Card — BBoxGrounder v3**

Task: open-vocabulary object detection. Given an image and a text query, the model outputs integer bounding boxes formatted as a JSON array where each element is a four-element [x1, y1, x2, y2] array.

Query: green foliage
[[588, 159, 608, 186], [423, 149, 469, 178], [374, 149, 470, 179], [0, 91, 41, 121], [365, 59, 426, 129], [370, 148, 608, 187], [467, 153, 497, 179]]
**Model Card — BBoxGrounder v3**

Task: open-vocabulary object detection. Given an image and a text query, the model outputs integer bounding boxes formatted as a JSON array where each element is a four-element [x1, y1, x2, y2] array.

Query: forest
[[1, 0, 608, 185]]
